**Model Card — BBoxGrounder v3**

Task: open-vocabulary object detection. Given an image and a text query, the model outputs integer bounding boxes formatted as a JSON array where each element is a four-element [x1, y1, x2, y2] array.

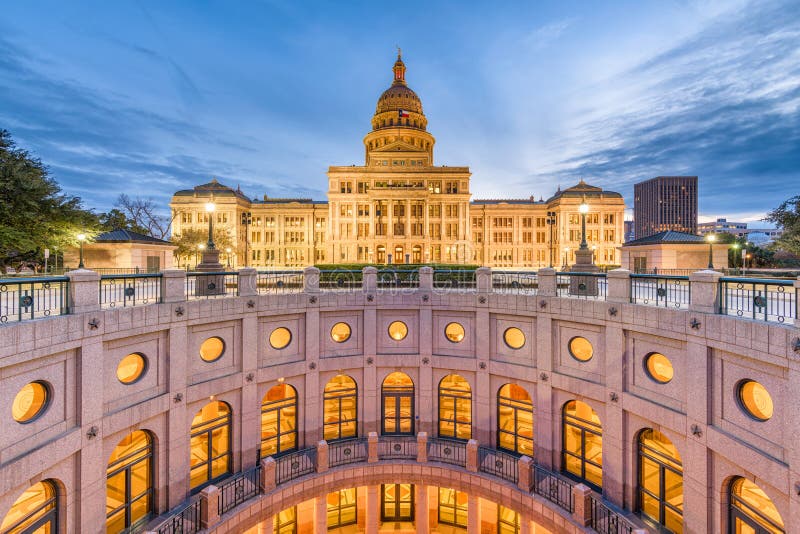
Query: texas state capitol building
[[171, 54, 624, 269]]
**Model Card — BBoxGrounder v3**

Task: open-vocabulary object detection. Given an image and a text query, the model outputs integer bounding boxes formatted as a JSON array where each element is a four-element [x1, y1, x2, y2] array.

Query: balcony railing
[[329, 438, 368, 467], [153, 496, 201, 534], [256, 270, 304, 294], [319, 269, 362, 291], [492, 271, 538, 294], [99, 273, 162, 309], [630, 274, 690, 309], [556, 272, 608, 300], [0, 276, 69, 323], [532, 464, 574, 512], [218, 464, 260, 516], [376, 268, 419, 290], [718, 277, 796, 324], [378, 436, 417, 460], [478, 446, 518, 484], [186, 271, 239, 299], [275, 447, 316, 484], [589, 495, 637, 534], [433, 268, 476, 291], [427, 437, 467, 467]]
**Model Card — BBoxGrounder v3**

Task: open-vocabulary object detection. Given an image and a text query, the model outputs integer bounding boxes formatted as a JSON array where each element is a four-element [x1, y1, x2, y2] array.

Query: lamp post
[[240, 211, 252, 267], [546, 211, 557, 268], [77, 233, 87, 268], [563, 247, 570, 269], [225, 247, 232, 268], [706, 233, 716, 269], [578, 199, 589, 250], [731, 243, 740, 270], [591, 245, 597, 263], [205, 202, 216, 250], [197, 243, 205, 268]]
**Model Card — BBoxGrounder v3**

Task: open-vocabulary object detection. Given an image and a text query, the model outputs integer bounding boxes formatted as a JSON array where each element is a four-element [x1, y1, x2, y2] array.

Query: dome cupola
[[372, 49, 426, 130]]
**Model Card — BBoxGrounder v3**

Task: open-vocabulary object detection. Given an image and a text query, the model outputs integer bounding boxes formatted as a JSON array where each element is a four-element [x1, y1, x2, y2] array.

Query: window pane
[[212, 456, 229, 479]]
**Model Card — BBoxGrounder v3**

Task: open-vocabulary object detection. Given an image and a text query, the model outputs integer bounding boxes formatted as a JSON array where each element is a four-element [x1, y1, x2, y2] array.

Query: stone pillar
[[200, 484, 220, 529], [368, 431, 379, 463], [467, 494, 481, 534], [314, 496, 328, 534], [259, 457, 276, 493], [304, 266, 320, 293], [417, 432, 428, 463], [238, 267, 258, 297], [257, 516, 274, 534], [66, 269, 100, 314], [606, 268, 631, 303], [419, 266, 433, 292], [517, 455, 533, 492], [476, 266, 492, 293], [536, 268, 556, 297], [366, 485, 380, 534], [689, 269, 722, 314], [571, 483, 592, 527], [415, 484, 429, 533], [316, 440, 329, 473], [519, 515, 532, 534], [466, 439, 479, 473], [363, 266, 377, 293], [160, 269, 187, 303]]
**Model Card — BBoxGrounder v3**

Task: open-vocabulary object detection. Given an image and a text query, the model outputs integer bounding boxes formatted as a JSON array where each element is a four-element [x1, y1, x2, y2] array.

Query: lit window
[[199, 336, 225, 362], [445, 322, 465, 343], [331, 322, 352, 343], [190, 401, 231, 490], [274, 506, 297, 534], [439, 374, 472, 440], [638, 429, 683, 532], [497, 384, 534, 456], [382, 372, 414, 435], [0, 481, 58, 533], [12, 381, 50, 423], [503, 327, 526, 349], [388, 321, 408, 341], [737, 380, 774, 421], [381, 484, 414, 521], [730, 478, 784, 534], [327, 488, 358, 528], [438, 487, 468, 528], [323, 375, 358, 441], [562, 400, 603, 489], [498, 505, 520, 534], [269, 327, 292, 350], [107, 430, 154, 532], [568, 336, 593, 362], [261, 384, 298, 458], [644, 353, 674, 384], [117, 353, 147, 384]]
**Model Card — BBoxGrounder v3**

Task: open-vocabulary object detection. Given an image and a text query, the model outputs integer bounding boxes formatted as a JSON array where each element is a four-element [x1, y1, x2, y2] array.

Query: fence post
[[200, 484, 220, 528], [419, 266, 433, 293], [689, 269, 722, 314], [466, 440, 479, 473], [606, 268, 631, 303], [517, 455, 533, 492], [66, 269, 100, 314], [368, 432, 379, 463], [259, 457, 276, 493], [317, 440, 329, 473], [363, 266, 377, 293], [238, 267, 258, 297], [794, 277, 800, 318], [417, 432, 428, 463], [536, 268, 557, 296], [304, 266, 320, 293], [476, 267, 492, 293], [570, 484, 592, 527], [160, 269, 187, 303]]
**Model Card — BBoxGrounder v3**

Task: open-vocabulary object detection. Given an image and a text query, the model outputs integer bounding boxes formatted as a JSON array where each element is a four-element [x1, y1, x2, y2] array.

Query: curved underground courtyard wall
[[0, 286, 798, 532]]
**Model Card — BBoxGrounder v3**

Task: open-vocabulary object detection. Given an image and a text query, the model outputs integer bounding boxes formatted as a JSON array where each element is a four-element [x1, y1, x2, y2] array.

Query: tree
[[98, 208, 150, 235], [765, 195, 800, 256], [0, 130, 99, 267], [113, 194, 172, 239], [171, 227, 234, 267]]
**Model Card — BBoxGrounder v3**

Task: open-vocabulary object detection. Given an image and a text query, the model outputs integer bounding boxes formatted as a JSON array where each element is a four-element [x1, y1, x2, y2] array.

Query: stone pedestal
[[66, 269, 100, 314], [536, 268, 557, 296], [606, 269, 631, 303], [160, 269, 187, 303], [194, 249, 226, 297], [569, 248, 600, 296]]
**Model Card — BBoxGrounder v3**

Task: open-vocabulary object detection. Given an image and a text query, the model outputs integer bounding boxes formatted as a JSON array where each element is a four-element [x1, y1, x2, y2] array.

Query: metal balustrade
[[492, 271, 538, 294], [319, 269, 362, 291], [718, 277, 796, 324], [256, 270, 304, 294], [433, 268, 476, 291], [99, 273, 162, 308], [589, 495, 636, 534], [153, 497, 201, 534], [556, 272, 608, 300], [376, 268, 419, 290], [427, 437, 467, 467], [532, 465, 574, 512], [218, 464, 260, 516], [329, 438, 368, 467], [377, 436, 417, 460], [275, 447, 316, 484], [630, 274, 690, 309], [0, 276, 69, 323], [186, 271, 240, 299], [477, 446, 518, 484]]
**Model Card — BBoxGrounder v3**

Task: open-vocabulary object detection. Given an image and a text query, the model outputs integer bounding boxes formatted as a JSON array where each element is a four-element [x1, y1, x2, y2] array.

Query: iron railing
[[218, 464, 260, 516], [434, 268, 476, 291], [629, 274, 690, 309], [376, 268, 420, 290], [477, 446, 518, 484], [0, 276, 69, 323], [256, 270, 304, 294], [532, 465, 574, 512], [718, 277, 796, 324], [99, 273, 162, 309], [556, 272, 607, 300], [378, 436, 417, 460], [319, 269, 362, 291], [275, 447, 316, 484], [589, 495, 636, 534], [427, 437, 467, 467], [492, 271, 538, 294], [186, 271, 239, 299], [154, 497, 202, 534], [328, 438, 368, 467]]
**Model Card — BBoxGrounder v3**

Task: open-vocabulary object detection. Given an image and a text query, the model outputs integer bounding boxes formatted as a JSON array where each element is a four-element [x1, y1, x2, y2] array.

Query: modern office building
[[171, 54, 625, 269], [698, 218, 783, 244], [633, 176, 698, 239]]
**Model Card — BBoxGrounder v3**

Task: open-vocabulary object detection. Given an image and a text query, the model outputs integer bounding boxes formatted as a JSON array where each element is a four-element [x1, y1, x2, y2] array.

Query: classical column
[[415, 484, 429, 533], [467, 494, 481, 534], [314, 496, 327, 534], [257, 515, 274, 534], [366, 485, 380, 534]]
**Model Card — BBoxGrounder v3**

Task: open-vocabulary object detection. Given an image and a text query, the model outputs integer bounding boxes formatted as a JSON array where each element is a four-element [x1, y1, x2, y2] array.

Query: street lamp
[[197, 243, 205, 268], [706, 233, 716, 269], [205, 202, 216, 250], [578, 199, 589, 250], [546, 211, 557, 267], [76, 233, 87, 268], [563, 247, 570, 269], [225, 247, 232, 268], [240, 211, 252, 267], [591, 245, 597, 263], [731, 242, 740, 269]]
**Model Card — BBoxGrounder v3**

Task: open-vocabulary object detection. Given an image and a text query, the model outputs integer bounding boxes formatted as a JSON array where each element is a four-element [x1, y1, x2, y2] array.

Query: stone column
[[606, 268, 631, 303], [200, 484, 220, 528], [415, 484, 429, 533], [517, 455, 533, 492], [366, 485, 380, 534], [66, 269, 100, 314], [238, 267, 258, 297], [368, 432, 379, 463], [257, 516, 274, 534], [466, 439, 479, 473], [316, 440, 329, 473], [688, 269, 722, 314], [259, 457, 276, 493], [571, 483, 592, 527], [467, 494, 481, 534], [476, 266, 492, 293], [417, 432, 428, 463], [160, 269, 187, 303], [536, 268, 556, 297], [314, 496, 328, 534], [304, 266, 320, 293]]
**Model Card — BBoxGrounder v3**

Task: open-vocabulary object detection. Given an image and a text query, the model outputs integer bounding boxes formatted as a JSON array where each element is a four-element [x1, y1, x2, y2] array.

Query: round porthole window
[[12, 381, 50, 423], [269, 327, 292, 350], [199, 336, 225, 362], [737, 380, 773, 421], [388, 321, 408, 341], [503, 327, 526, 349], [117, 353, 147, 384], [568, 336, 593, 362], [644, 352, 673, 384], [331, 322, 351, 343], [445, 322, 465, 343]]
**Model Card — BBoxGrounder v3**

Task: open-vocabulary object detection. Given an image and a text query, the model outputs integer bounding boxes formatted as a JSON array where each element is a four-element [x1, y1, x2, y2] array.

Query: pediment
[[372, 141, 426, 153]]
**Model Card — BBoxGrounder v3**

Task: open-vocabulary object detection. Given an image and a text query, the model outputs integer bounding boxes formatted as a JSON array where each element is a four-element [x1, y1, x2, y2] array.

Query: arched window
[[562, 400, 602, 489], [190, 401, 231, 491], [382, 372, 414, 435], [261, 384, 298, 458], [638, 429, 683, 533], [106, 430, 154, 533], [729, 478, 785, 533], [323, 375, 358, 441], [1, 480, 58, 534], [497, 384, 534, 457], [438, 374, 472, 440]]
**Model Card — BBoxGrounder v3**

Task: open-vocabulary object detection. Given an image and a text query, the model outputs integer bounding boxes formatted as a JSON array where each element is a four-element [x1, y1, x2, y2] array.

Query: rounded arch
[[561, 400, 603, 490], [323, 375, 358, 442], [636, 428, 683, 532], [382, 372, 415, 436], [190, 401, 232, 491], [1, 479, 59, 534], [107, 429, 155, 533], [382, 371, 413, 388], [325, 374, 357, 393], [439, 374, 472, 440], [439, 373, 471, 393], [263, 382, 297, 404], [497, 383, 534, 456], [729, 476, 785, 533], [261, 383, 299, 459]]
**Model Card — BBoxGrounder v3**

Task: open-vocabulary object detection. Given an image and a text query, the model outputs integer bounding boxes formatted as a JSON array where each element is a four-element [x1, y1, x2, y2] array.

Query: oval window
[[269, 327, 292, 350], [644, 352, 673, 383], [503, 327, 526, 349], [199, 336, 225, 362], [388, 321, 408, 341], [331, 322, 351, 343], [445, 322, 465, 343], [568, 336, 593, 362], [738, 380, 773, 421], [117, 353, 147, 384], [12, 381, 50, 423]]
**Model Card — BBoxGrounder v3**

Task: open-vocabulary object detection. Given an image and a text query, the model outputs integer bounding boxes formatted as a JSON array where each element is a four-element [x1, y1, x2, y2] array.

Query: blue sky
[[1, 0, 798, 223]]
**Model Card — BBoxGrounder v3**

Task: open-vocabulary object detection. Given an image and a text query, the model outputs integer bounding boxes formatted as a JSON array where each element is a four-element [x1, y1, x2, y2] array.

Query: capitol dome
[[374, 52, 424, 116]]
